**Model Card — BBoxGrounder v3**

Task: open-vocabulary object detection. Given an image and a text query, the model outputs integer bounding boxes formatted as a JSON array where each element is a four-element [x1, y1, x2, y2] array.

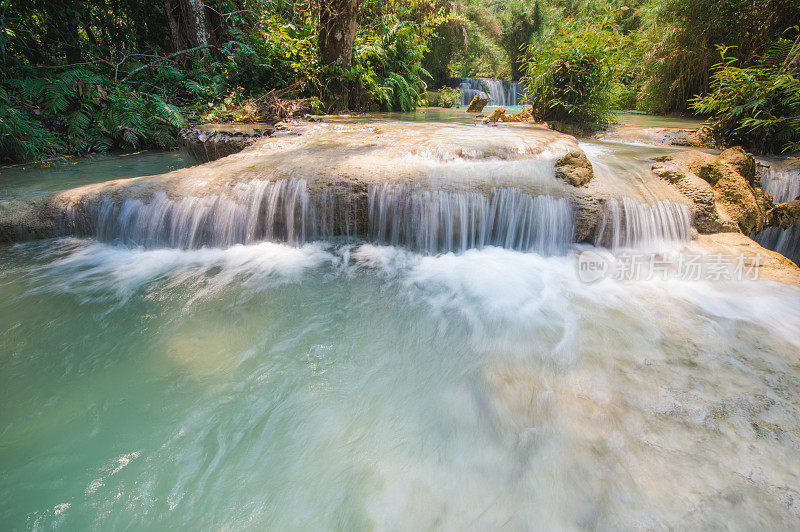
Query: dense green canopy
[[1, 0, 798, 162]]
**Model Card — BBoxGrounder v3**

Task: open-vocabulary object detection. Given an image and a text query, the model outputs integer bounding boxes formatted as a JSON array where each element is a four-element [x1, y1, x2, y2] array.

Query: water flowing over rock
[[367, 184, 573, 255], [0, 119, 720, 254], [594, 197, 692, 250], [454, 78, 525, 107], [755, 165, 800, 264]]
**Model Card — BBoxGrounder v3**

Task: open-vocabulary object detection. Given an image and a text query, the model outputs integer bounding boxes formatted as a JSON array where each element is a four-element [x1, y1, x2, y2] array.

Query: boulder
[[652, 148, 773, 235], [554, 151, 593, 187], [466, 95, 489, 113], [500, 108, 534, 123], [481, 107, 506, 124], [767, 199, 800, 230], [180, 123, 274, 162]]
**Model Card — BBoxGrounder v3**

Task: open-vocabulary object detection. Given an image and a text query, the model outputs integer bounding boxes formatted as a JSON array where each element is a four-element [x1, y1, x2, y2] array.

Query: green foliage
[[0, 87, 64, 162], [219, 14, 319, 96], [691, 37, 800, 154], [480, 0, 544, 81], [1, 67, 187, 162], [425, 87, 462, 108], [635, 0, 800, 114], [522, 16, 625, 129], [349, 18, 430, 111]]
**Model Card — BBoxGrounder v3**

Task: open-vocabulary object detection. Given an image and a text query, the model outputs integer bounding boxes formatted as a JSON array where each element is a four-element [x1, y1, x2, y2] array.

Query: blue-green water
[[0, 150, 193, 200], [2, 238, 800, 528], [2, 122, 800, 529]]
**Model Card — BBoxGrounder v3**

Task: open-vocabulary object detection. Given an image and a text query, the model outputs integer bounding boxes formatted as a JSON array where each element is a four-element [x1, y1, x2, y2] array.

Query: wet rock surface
[[694, 232, 800, 285], [180, 122, 275, 162], [465, 94, 489, 113], [652, 148, 785, 235], [555, 151, 593, 187]]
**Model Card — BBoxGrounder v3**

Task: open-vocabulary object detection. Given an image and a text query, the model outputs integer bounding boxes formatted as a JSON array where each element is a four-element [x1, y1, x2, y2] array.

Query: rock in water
[[466, 95, 488, 113], [180, 123, 274, 162], [652, 148, 775, 235], [554, 151, 593, 187], [482, 107, 506, 124]]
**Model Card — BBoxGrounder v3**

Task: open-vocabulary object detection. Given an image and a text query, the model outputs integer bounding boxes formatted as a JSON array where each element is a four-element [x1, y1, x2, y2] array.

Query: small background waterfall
[[755, 168, 800, 264], [452, 78, 525, 107]]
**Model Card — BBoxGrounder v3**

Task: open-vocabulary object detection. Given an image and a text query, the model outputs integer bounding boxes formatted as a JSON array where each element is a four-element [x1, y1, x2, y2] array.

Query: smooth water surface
[[0, 150, 193, 199]]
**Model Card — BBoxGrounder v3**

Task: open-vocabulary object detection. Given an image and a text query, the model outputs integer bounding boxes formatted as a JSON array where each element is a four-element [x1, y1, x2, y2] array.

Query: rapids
[[2, 112, 800, 529], [2, 239, 800, 528]]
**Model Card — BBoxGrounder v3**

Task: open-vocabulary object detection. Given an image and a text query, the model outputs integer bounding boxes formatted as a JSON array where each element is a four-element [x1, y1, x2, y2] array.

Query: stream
[[1, 115, 800, 529]]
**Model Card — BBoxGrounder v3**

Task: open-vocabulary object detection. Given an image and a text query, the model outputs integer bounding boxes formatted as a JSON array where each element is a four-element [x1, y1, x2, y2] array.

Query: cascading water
[[755, 168, 800, 263], [4, 115, 800, 530], [66, 179, 572, 255], [455, 78, 525, 107], [594, 196, 692, 251], [368, 184, 572, 255]]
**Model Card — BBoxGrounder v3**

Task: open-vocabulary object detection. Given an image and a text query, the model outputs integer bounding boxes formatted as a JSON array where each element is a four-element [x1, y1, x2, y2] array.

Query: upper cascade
[[3, 119, 700, 255], [454, 78, 526, 107]]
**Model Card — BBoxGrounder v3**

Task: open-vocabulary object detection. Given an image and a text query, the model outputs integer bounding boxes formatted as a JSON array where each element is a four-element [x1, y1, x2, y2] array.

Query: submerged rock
[[465, 95, 489, 113]]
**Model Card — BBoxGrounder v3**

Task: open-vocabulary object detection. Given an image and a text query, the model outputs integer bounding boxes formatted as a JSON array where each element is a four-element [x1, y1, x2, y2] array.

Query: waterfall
[[594, 197, 692, 251], [81, 180, 327, 248], [755, 168, 800, 264], [66, 179, 572, 255], [368, 184, 573, 255], [455, 78, 525, 107]]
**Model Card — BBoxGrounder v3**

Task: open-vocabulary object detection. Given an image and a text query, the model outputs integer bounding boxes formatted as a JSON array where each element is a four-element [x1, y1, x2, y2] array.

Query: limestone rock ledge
[[180, 122, 275, 162], [693, 232, 800, 286], [652, 147, 796, 235]]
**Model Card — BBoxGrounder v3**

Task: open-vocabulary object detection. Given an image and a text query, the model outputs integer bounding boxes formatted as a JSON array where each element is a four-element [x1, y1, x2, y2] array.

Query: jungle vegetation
[[1, 0, 798, 162]]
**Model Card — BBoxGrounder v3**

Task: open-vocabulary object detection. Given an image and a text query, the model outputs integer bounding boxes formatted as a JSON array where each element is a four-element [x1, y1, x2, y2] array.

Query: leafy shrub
[[692, 36, 800, 154], [425, 87, 462, 107], [2, 68, 187, 162], [522, 16, 625, 129], [635, 0, 800, 114], [349, 18, 430, 111], [0, 86, 64, 163]]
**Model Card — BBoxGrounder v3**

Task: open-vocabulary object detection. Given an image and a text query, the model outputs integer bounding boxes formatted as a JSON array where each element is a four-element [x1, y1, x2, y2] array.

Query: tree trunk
[[180, 0, 213, 54], [317, 0, 358, 111], [164, 0, 185, 52]]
